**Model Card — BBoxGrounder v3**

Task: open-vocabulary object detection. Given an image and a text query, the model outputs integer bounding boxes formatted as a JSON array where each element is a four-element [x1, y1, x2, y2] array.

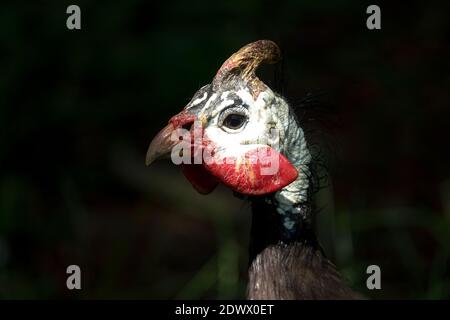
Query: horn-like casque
[[213, 40, 281, 98]]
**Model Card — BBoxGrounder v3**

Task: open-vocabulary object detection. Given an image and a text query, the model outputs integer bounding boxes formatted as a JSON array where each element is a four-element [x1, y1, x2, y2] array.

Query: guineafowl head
[[146, 40, 312, 211]]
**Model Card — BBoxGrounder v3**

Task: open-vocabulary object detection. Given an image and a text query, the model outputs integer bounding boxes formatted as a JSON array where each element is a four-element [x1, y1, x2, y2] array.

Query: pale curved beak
[[145, 123, 176, 166], [145, 112, 197, 166]]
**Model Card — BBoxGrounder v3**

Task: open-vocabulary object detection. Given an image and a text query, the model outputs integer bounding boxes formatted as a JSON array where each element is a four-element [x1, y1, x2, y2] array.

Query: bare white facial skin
[[185, 84, 312, 207], [204, 89, 279, 157]]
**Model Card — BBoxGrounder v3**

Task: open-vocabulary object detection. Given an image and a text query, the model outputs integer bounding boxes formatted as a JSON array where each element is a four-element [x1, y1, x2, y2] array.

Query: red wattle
[[182, 164, 219, 195], [203, 146, 298, 195]]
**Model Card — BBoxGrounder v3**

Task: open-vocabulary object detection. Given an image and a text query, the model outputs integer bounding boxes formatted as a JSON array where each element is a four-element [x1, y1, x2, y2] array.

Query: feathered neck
[[245, 151, 361, 299], [242, 97, 358, 299], [246, 196, 358, 299], [248, 195, 316, 261]]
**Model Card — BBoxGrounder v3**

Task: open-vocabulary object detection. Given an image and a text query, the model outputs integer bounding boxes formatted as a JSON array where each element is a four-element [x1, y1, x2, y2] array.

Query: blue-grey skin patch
[[276, 203, 307, 240]]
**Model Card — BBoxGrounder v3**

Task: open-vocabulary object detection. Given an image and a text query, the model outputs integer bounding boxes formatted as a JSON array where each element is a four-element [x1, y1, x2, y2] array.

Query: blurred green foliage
[[0, 1, 448, 299]]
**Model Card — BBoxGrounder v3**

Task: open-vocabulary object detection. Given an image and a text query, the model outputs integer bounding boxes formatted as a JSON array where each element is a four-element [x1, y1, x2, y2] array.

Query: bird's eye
[[223, 113, 246, 130], [219, 106, 248, 132]]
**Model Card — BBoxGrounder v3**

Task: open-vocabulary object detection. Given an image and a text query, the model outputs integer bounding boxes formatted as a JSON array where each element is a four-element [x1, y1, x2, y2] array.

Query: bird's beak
[[146, 109, 220, 194], [145, 111, 197, 166], [145, 122, 176, 166]]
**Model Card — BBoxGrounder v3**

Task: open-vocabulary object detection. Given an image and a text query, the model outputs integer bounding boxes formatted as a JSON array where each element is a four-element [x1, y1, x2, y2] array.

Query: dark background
[[0, 1, 448, 299]]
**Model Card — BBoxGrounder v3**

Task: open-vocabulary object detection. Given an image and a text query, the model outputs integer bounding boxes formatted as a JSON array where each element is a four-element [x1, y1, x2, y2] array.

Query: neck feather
[[248, 193, 316, 262], [247, 197, 358, 299]]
